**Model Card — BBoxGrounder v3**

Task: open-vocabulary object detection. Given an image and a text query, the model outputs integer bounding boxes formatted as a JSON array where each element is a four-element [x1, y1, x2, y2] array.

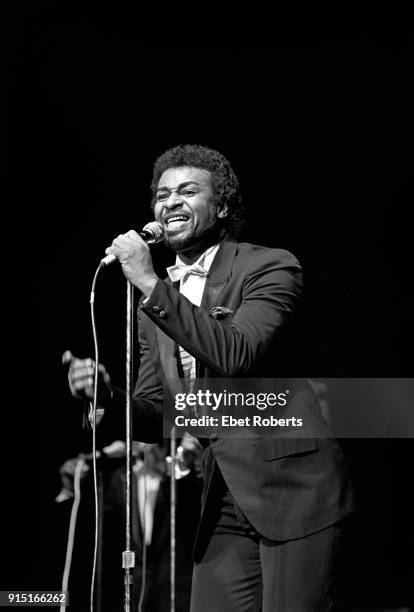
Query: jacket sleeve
[[141, 249, 302, 377]]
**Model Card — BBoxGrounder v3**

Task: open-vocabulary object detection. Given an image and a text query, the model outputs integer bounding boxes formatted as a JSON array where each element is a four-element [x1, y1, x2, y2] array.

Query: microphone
[[100, 221, 164, 266]]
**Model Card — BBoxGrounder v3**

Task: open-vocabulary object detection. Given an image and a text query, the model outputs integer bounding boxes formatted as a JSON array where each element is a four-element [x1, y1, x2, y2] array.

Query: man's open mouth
[[164, 215, 191, 230]]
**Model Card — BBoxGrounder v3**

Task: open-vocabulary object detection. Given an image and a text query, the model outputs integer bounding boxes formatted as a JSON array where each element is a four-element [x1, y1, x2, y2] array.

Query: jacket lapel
[[154, 237, 238, 378], [200, 236, 238, 313], [198, 237, 238, 379]]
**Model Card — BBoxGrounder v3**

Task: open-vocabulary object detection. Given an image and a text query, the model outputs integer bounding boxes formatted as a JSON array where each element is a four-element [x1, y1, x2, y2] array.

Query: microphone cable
[[59, 456, 86, 612], [88, 262, 104, 612]]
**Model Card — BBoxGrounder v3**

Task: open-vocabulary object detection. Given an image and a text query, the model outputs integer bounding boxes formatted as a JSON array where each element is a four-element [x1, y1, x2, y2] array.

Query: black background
[[6, 11, 412, 609]]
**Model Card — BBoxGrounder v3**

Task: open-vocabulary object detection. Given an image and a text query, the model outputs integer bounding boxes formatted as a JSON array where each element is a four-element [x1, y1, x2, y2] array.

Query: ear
[[216, 201, 229, 219]]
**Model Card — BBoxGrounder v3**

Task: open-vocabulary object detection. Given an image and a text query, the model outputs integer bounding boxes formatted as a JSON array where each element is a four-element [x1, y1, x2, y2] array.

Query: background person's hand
[[63, 350, 112, 403]]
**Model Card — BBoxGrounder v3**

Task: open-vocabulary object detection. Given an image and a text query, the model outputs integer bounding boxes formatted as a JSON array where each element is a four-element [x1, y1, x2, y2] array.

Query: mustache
[[163, 221, 224, 253]]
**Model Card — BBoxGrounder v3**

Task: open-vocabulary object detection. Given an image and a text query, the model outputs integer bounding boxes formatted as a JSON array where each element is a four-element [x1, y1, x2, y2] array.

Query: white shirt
[[168, 243, 220, 383], [173, 242, 220, 306]]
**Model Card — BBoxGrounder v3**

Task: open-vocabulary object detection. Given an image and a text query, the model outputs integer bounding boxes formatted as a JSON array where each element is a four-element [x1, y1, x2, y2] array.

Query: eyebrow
[[156, 181, 201, 193]]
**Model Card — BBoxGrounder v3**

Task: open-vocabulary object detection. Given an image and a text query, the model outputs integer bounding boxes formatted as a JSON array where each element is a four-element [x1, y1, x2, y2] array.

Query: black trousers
[[190, 467, 346, 611]]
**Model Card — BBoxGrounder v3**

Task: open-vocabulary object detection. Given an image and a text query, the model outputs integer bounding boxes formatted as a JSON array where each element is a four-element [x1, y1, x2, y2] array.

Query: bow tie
[[167, 262, 208, 283]]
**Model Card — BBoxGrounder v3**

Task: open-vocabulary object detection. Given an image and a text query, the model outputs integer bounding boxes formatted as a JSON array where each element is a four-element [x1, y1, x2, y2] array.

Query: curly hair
[[150, 144, 245, 238]]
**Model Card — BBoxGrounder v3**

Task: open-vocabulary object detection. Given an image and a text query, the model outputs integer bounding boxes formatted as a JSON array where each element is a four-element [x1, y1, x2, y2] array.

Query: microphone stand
[[170, 427, 176, 612], [122, 280, 135, 611]]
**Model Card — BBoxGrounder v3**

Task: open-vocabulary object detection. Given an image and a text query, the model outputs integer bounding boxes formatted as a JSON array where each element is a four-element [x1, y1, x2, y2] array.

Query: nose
[[164, 192, 184, 209]]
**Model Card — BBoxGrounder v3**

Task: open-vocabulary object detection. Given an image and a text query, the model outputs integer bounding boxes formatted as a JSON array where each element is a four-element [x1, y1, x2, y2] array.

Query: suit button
[[209, 433, 218, 442], [159, 310, 167, 319], [152, 305, 160, 313]]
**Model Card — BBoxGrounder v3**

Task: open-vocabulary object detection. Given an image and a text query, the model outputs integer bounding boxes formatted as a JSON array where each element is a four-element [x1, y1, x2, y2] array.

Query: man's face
[[154, 166, 227, 254]]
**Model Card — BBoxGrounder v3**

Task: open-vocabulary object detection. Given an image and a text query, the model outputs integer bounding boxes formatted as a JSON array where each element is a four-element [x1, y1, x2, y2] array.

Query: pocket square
[[209, 306, 234, 319]]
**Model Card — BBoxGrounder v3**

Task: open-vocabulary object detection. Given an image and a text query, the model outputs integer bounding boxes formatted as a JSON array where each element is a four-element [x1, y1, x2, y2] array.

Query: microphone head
[[142, 221, 164, 244], [100, 221, 164, 266]]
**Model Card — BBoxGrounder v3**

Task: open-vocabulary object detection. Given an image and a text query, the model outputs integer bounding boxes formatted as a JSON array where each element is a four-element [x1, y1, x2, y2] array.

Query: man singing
[[68, 144, 354, 611]]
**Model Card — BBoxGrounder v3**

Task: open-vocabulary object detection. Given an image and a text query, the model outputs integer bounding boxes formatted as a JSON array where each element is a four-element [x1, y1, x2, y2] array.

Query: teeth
[[166, 216, 189, 225]]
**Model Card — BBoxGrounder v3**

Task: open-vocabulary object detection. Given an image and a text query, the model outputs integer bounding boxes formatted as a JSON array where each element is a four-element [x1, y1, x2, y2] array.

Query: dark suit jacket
[[107, 236, 355, 544]]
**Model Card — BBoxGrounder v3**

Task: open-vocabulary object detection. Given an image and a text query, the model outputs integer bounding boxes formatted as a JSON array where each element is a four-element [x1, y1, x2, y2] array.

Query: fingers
[[113, 232, 143, 251], [70, 358, 95, 383], [68, 358, 96, 398], [102, 440, 126, 458], [68, 357, 111, 401], [104, 230, 145, 257], [125, 229, 140, 239], [61, 350, 73, 366], [97, 363, 111, 386]]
